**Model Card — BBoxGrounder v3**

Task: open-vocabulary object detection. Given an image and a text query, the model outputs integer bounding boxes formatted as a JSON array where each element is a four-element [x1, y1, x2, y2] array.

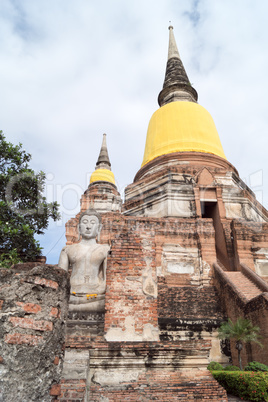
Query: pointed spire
[[90, 134, 116, 185], [96, 133, 111, 170], [167, 25, 180, 59], [158, 26, 198, 107]]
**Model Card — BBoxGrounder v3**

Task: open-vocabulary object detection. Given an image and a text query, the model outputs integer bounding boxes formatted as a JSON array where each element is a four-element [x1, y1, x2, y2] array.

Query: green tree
[[0, 131, 60, 265], [218, 317, 263, 370]]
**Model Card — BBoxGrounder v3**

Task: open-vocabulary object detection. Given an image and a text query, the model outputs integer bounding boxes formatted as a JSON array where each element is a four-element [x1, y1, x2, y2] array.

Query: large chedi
[[58, 27, 268, 401], [124, 26, 266, 229]]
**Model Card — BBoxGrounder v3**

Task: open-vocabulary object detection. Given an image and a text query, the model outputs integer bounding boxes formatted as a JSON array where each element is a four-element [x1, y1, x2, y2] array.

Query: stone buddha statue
[[58, 209, 110, 312]]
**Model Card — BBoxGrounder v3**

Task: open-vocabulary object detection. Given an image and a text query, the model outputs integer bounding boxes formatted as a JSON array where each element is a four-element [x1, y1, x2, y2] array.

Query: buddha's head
[[78, 209, 102, 240]]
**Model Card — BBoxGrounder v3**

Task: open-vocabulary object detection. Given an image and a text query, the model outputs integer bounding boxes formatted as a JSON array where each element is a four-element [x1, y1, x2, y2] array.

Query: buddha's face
[[79, 215, 100, 239]]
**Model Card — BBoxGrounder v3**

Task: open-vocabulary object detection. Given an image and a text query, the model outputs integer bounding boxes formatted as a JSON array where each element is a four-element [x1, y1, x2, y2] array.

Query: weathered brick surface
[[50, 384, 61, 396], [34, 276, 59, 290], [0, 264, 69, 401], [5, 333, 43, 346], [222, 220, 236, 270], [157, 279, 227, 346], [59, 379, 86, 401], [89, 380, 227, 401], [65, 333, 92, 348], [158, 280, 225, 320], [50, 307, 59, 317], [9, 316, 53, 331], [16, 301, 42, 314], [103, 216, 158, 337], [99, 214, 219, 339], [59, 342, 227, 401], [86, 343, 227, 401]]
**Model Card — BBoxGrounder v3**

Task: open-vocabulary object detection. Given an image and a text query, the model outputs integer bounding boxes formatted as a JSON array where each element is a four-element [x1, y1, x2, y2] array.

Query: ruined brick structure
[[0, 264, 69, 401], [1, 26, 268, 401], [57, 27, 268, 401]]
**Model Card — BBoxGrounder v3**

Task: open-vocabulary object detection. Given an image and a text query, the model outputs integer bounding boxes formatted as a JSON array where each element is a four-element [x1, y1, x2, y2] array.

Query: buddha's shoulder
[[95, 243, 110, 255], [61, 243, 81, 254], [60, 245, 69, 253]]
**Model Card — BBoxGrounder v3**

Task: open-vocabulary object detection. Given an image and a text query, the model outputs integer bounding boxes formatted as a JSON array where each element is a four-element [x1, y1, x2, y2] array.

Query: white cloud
[[1, 0, 268, 262]]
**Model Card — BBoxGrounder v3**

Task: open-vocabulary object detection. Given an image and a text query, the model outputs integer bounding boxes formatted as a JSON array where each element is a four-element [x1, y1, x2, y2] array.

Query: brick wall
[[0, 264, 69, 401], [87, 342, 227, 401], [103, 216, 158, 340], [158, 280, 225, 320], [89, 369, 227, 401]]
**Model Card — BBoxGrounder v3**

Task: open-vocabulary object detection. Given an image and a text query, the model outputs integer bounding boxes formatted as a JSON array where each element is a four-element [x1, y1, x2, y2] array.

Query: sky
[[0, 0, 268, 263]]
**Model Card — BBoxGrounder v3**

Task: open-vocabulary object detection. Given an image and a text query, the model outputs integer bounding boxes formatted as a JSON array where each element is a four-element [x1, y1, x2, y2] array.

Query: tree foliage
[[0, 131, 60, 264], [218, 317, 263, 370]]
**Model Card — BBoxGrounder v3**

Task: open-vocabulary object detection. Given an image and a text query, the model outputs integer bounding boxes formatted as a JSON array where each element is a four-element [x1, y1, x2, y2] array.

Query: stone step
[[224, 272, 263, 300]]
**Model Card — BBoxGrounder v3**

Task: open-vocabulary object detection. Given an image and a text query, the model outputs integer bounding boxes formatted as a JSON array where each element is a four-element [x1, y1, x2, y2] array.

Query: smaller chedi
[[58, 209, 110, 312]]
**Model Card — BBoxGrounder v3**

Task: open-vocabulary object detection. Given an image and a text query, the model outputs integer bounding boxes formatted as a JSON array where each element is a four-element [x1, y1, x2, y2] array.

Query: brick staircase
[[224, 272, 263, 300], [214, 262, 268, 368]]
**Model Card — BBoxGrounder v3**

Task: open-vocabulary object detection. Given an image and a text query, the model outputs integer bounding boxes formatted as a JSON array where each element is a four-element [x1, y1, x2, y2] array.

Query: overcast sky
[[1, 0, 268, 263]]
